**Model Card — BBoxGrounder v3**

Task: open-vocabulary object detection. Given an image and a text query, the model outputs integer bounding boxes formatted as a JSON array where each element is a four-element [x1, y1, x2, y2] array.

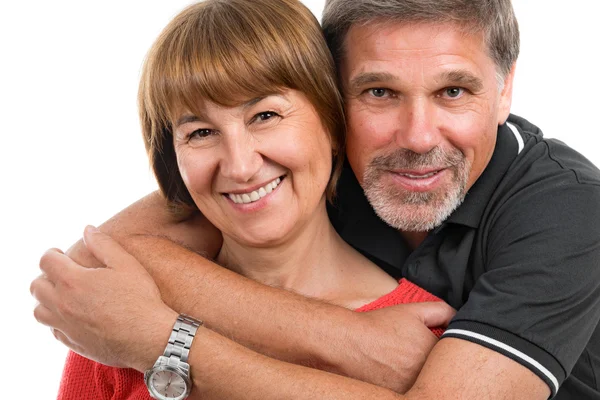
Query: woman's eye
[[253, 111, 280, 123], [188, 128, 215, 140]]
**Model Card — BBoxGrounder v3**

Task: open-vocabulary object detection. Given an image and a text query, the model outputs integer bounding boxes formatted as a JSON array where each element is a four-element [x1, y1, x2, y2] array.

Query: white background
[[1, 1, 599, 398]]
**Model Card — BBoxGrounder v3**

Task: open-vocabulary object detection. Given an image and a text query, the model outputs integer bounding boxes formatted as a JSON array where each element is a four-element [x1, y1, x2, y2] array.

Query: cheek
[[176, 149, 213, 196], [443, 115, 497, 187], [269, 121, 332, 174], [346, 102, 397, 182]]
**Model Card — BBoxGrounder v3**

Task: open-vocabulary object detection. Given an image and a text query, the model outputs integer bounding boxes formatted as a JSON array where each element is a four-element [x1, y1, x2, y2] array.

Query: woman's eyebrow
[[176, 114, 203, 127], [243, 93, 289, 109], [244, 96, 268, 109], [175, 94, 290, 127]]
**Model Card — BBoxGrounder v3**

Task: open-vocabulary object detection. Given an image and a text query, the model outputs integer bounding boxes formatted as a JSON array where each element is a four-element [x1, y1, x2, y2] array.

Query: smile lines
[[227, 177, 282, 204]]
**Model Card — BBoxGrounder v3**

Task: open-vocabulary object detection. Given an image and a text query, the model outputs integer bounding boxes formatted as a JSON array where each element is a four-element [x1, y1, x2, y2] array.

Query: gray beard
[[362, 147, 470, 232]]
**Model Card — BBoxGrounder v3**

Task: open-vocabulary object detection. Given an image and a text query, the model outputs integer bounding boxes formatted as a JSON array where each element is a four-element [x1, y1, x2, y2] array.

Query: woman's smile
[[225, 175, 284, 205]]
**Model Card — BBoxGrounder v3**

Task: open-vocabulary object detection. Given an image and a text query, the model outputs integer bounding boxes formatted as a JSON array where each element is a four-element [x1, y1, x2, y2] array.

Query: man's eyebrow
[[348, 72, 398, 89], [438, 70, 484, 92]]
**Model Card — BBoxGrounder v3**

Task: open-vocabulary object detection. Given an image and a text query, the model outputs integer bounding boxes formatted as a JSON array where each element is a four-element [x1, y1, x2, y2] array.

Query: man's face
[[340, 22, 514, 232]]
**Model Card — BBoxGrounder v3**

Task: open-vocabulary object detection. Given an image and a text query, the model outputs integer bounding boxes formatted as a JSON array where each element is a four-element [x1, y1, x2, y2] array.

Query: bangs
[[142, 0, 317, 125], [140, 0, 346, 208]]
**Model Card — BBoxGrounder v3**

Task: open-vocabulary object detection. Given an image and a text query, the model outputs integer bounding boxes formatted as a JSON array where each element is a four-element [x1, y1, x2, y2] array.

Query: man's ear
[[497, 63, 516, 125]]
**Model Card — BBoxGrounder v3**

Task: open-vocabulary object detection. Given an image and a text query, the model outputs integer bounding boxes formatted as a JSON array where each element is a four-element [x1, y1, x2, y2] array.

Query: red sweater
[[57, 278, 444, 399]]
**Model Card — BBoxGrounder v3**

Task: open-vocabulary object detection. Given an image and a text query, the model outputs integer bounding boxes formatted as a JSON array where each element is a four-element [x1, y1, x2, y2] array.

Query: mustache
[[368, 147, 465, 170]]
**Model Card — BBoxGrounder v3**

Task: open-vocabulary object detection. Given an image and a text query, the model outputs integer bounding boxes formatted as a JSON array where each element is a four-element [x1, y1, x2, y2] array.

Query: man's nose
[[219, 134, 262, 182], [395, 99, 441, 154]]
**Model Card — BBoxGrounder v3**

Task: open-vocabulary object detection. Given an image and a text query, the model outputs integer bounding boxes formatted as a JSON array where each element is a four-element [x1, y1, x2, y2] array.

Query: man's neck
[[401, 230, 429, 250]]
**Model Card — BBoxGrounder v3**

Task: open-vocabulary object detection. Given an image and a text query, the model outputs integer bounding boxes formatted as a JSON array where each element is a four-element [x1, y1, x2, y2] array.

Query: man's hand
[[349, 303, 453, 392], [30, 226, 177, 372]]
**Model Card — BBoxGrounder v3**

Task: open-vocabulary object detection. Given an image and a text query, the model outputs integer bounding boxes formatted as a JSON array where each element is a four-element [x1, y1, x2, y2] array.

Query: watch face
[[150, 369, 188, 399]]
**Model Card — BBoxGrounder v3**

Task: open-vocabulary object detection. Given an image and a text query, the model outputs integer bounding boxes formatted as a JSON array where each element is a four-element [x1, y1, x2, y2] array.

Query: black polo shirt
[[328, 114, 600, 399]]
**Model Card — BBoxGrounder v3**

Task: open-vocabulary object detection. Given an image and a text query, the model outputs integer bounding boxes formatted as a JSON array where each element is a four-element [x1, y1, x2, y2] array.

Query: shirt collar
[[446, 121, 522, 228]]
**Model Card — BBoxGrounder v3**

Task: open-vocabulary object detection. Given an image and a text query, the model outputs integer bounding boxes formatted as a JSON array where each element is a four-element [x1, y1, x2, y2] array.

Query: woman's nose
[[219, 134, 262, 182]]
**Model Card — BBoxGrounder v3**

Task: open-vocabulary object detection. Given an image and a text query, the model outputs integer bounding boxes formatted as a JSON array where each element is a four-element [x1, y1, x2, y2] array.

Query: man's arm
[[184, 329, 550, 399], [63, 192, 450, 392], [66, 191, 223, 267], [35, 229, 550, 399]]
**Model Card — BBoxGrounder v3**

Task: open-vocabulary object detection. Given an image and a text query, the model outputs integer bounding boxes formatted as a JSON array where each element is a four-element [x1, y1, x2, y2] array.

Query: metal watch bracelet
[[165, 314, 203, 365]]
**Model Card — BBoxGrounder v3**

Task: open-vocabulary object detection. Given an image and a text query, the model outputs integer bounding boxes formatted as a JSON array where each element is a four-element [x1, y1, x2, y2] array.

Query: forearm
[[121, 235, 435, 392], [184, 335, 548, 400], [187, 327, 405, 400]]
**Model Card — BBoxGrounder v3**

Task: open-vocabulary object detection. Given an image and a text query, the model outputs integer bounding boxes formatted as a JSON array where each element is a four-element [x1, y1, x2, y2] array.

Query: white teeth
[[227, 177, 283, 204], [401, 171, 438, 179]]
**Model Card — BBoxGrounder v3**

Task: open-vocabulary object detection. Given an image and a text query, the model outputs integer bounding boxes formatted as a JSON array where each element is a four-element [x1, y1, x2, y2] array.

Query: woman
[[53, 0, 444, 398]]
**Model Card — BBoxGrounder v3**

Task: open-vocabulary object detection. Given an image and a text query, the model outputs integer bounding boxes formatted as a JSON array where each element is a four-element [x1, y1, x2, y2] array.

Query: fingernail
[[85, 225, 99, 234]]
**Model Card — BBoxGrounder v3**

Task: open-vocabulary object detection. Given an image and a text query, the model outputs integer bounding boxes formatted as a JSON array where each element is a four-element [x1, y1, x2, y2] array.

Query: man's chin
[[373, 205, 444, 232], [366, 190, 465, 232]]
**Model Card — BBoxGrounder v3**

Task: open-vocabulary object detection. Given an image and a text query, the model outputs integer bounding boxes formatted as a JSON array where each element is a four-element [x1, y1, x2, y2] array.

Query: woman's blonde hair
[[139, 0, 345, 210]]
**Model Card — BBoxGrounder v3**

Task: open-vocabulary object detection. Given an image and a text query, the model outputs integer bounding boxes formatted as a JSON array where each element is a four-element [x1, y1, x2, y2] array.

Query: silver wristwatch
[[144, 314, 203, 400]]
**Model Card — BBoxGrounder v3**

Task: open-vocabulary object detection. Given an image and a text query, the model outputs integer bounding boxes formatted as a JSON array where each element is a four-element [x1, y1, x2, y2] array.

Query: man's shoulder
[[507, 114, 600, 187], [475, 115, 600, 244]]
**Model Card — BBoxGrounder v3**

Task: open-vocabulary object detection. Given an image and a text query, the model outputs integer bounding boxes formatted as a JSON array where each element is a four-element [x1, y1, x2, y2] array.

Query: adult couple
[[30, 0, 600, 399]]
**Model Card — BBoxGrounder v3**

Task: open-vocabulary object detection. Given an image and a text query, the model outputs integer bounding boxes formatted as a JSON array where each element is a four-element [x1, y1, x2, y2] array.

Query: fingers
[[30, 274, 56, 304], [405, 302, 457, 328], [82, 225, 137, 270], [39, 248, 79, 283], [33, 302, 60, 328]]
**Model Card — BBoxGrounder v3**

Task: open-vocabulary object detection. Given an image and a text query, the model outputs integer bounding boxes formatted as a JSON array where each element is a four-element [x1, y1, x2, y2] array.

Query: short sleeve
[[443, 177, 600, 397]]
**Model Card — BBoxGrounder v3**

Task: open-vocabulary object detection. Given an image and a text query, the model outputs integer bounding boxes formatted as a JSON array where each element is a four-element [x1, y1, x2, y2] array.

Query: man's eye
[[444, 87, 464, 98], [369, 88, 389, 98], [253, 111, 280, 123]]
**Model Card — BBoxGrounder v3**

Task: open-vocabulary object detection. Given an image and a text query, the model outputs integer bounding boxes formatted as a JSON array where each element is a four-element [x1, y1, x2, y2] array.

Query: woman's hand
[[30, 226, 178, 372]]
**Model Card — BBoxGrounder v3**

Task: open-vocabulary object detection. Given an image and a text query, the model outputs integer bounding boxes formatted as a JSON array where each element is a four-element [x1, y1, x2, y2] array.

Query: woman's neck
[[216, 200, 350, 299]]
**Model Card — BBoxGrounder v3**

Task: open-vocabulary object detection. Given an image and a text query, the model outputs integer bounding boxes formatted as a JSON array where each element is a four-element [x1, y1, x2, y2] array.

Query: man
[[32, 0, 600, 398]]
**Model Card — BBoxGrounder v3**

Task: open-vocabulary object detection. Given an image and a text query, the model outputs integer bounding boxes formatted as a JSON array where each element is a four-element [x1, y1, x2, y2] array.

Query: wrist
[[134, 306, 179, 372], [144, 313, 203, 400]]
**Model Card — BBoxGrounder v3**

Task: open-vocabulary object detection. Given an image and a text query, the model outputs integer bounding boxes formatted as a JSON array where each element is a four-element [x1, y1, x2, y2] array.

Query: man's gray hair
[[322, 0, 520, 78]]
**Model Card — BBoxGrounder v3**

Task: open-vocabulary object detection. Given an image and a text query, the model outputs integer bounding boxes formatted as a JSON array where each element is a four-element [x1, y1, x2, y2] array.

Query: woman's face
[[173, 89, 333, 247]]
